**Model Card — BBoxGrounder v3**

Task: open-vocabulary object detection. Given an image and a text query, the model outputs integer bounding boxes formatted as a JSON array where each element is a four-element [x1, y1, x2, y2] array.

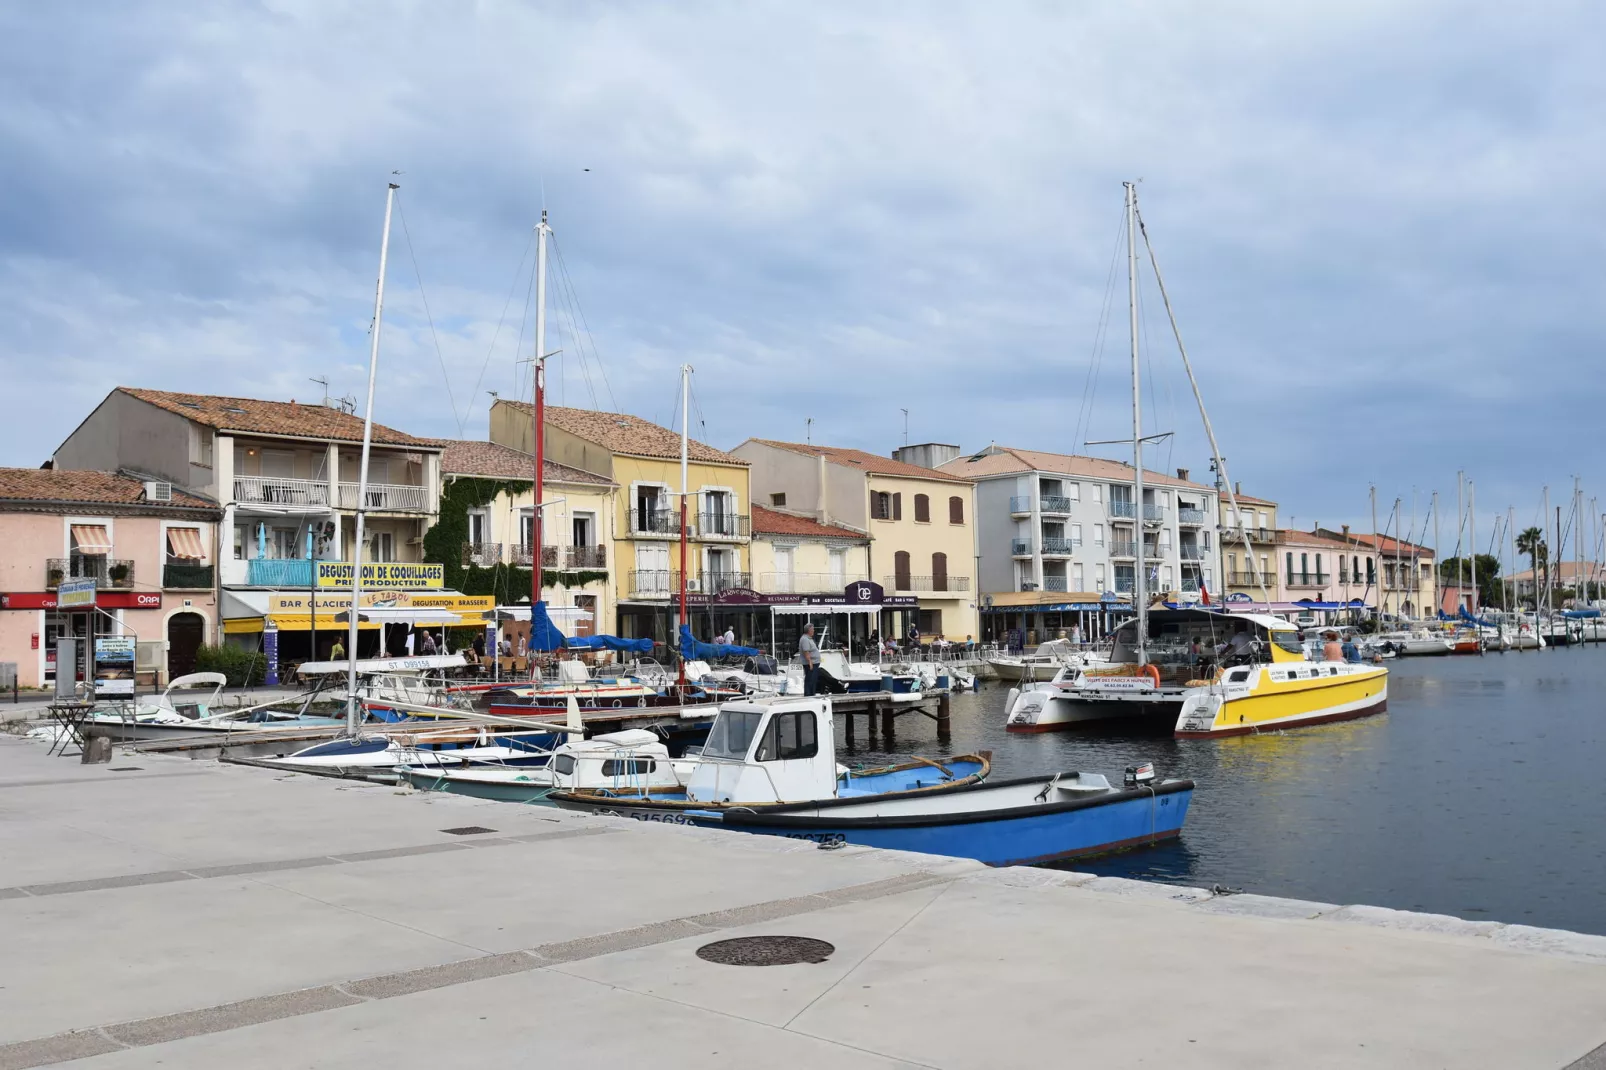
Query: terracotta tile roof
[[1227, 491, 1277, 507], [120, 388, 434, 447], [746, 440, 972, 483], [1504, 561, 1595, 582], [1339, 532, 1435, 556], [0, 468, 216, 510], [1275, 528, 1367, 551], [431, 440, 613, 485], [937, 445, 1211, 492], [751, 505, 867, 540], [499, 402, 746, 465]]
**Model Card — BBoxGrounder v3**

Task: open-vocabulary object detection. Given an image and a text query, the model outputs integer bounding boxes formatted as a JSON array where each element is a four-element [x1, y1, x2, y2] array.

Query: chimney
[[1176, 468, 1189, 481], [1234, 481, 1242, 496], [1313, 521, 1320, 533], [1342, 524, 1351, 541]]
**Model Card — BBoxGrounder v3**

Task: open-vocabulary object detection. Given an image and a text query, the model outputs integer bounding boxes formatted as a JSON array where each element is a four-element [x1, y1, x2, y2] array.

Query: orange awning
[[167, 527, 205, 560], [70, 524, 112, 554]]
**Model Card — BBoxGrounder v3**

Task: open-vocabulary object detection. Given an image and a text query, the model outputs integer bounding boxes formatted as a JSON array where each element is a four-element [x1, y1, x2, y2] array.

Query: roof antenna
[[311, 375, 330, 407], [806, 417, 813, 445], [901, 408, 909, 446]]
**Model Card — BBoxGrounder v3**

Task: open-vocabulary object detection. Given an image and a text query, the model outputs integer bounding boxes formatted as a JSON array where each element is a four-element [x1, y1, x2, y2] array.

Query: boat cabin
[[685, 696, 838, 804], [1100, 608, 1304, 686]]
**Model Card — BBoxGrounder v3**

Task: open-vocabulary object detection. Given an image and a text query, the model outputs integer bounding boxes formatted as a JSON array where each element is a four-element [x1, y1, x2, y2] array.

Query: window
[[370, 531, 395, 563], [755, 711, 818, 762], [165, 527, 204, 563], [1228, 552, 1237, 574], [773, 546, 795, 593], [553, 754, 577, 776], [1095, 563, 1106, 587], [872, 492, 893, 520], [828, 548, 846, 587], [770, 492, 786, 507], [270, 527, 301, 560], [932, 552, 948, 591], [188, 424, 213, 468], [1072, 563, 1084, 588], [918, 608, 944, 634], [467, 509, 487, 545], [572, 512, 594, 547], [1300, 553, 1309, 582], [948, 495, 964, 524], [1260, 554, 1269, 576], [1201, 530, 1210, 550], [1315, 553, 1323, 579], [1071, 523, 1082, 544], [601, 758, 657, 777], [1286, 552, 1295, 582], [1258, 511, 1269, 529], [1162, 566, 1173, 587], [1366, 557, 1376, 583], [1067, 482, 1080, 501], [1161, 490, 1171, 506], [1094, 523, 1105, 546], [704, 709, 763, 759], [894, 550, 912, 589], [233, 524, 245, 560], [1093, 484, 1104, 503], [893, 492, 903, 520], [914, 494, 931, 523], [1160, 529, 1172, 550]]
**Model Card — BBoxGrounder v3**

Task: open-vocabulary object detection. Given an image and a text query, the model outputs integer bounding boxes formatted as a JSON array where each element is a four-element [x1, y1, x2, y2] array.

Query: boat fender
[[637, 697, 647, 707], [612, 699, 622, 708], [1141, 664, 1161, 688], [1005, 687, 1021, 713]]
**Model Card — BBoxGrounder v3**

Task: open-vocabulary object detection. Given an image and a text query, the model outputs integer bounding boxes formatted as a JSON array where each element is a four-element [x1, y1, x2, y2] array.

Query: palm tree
[[1516, 526, 1547, 608]]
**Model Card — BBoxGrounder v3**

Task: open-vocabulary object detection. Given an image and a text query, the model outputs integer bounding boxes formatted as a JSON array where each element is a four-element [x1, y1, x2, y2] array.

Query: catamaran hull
[[1005, 689, 1185, 733], [690, 778, 1194, 866], [1175, 674, 1388, 739]]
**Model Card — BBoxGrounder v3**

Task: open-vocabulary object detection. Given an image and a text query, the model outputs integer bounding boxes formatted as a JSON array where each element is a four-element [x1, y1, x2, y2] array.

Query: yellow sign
[[267, 593, 492, 614], [315, 561, 444, 589]]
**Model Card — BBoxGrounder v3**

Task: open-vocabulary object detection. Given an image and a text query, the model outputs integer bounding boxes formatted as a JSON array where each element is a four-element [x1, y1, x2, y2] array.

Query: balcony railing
[[1114, 575, 1135, 593], [1011, 539, 1033, 556], [511, 544, 536, 567], [1110, 541, 1138, 557], [1179, 548, 1206, 563], [234, 476, 330, 507], [565, 545, 607, 569], [1041, 537, 1076, 555], [630, 569, 672, 598], [1178, 507, 1207, 525], [1041, 575, 1069, 592], [694, 570, 751, 595], [462, 542, 503, 567], [1039, 495, 1073, 514], [246, 558, 314, 586], [883, 574, 972, 593], [1181, 578, 1202, 592], [46, 557, 136, 591], [630, 509, 679, 536], [1227, 571, 1273, 586], [1144, 504, 1166, 522], [1009, 495, 1032, 514], [163, 563, 214, 589], [697, 513, 750, 539], [1285, 573, 1331, 588], [1110, 501, 1136, 519], [756, 571, 865, 594], [337, 482, 429, 512], [1223, 525, 1277, 543]]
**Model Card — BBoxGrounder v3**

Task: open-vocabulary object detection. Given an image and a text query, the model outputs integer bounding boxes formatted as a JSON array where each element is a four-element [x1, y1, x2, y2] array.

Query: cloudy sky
[[4, 2, 1603, 555]]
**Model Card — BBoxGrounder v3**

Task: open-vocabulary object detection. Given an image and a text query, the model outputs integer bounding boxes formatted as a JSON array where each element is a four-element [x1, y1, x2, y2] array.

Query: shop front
[[0, 589, 213, 689], [979, 590, 1133, 648], [616, 580, 919, 657], [221, 590, 494, 674]]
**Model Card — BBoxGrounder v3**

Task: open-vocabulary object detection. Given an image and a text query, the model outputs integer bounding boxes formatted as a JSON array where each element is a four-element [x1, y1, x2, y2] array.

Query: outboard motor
[[1124, 762, 1156, 787]]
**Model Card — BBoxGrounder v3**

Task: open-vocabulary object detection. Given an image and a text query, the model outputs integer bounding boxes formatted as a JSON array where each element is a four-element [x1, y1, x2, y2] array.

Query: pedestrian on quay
[[799, 622, 821, 696], [331, 637, 346, 661], [723, 625, 736, 645]]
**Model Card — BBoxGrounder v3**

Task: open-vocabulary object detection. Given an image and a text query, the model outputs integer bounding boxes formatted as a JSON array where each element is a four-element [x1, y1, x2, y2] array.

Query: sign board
[[54, 638, 79, 699], [57, 578, 97, 609], [1082, 675, 1156, 693], [315, 562, 444, 589], [1, 591, 160, 610], [263, 621, 280, 686], [267, 592, 492, 615], [93, 636, 136, 697]]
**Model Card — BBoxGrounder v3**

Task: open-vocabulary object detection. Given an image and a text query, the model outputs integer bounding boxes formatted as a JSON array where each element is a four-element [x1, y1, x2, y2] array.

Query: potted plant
[[109, 563, 130, 584], [47, 567, 64, 588]]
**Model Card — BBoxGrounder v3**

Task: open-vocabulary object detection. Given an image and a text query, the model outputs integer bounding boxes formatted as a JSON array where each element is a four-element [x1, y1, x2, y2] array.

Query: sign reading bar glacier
[[315, 562, 444, 589]]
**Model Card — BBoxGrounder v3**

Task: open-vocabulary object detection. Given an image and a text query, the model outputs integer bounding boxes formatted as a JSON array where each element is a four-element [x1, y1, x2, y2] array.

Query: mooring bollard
[[937, 692, 952, 742], [81, 735, 113, 765]]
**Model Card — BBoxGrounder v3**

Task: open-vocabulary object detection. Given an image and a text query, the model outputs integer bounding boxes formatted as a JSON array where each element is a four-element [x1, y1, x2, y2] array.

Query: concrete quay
[[3, 736, 1606, 1069]]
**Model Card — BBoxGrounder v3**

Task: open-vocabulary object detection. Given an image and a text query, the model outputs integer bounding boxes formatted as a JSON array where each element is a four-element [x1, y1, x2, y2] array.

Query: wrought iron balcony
[[1227, 571, 1272, 586], [511, 544, 536, 567], [697, 513, 750, 539], [1041, 575, 1069, 592], [1039, 495, 1073, 514], [1178, 507, 1207, 525], [1110, 541, 1138, 558], [461, 542, 503, 568], [1011, 539, 1033, 556], [1285, 572, 1331, 589], [1109, 500, 1136, 519], [1009, 495, 1032, 515], [565, 545, 607, 569], [1114, 575, 1135, 593], [46, 557, 136, 591], [245, 558, 313, 586], [234, 476, 330, 507], [883, 574, 972, 593], [337, 481, 429, 512], [629, 509, 679, 536], [1041, 537, 1076, 556], [756, 571, 865, 594], [162, 563, 214, 589], [629, 569, 672, 598]]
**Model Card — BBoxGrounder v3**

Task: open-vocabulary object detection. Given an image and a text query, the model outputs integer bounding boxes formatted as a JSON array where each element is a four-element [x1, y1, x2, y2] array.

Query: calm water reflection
[[834, 647, 1606, 935]]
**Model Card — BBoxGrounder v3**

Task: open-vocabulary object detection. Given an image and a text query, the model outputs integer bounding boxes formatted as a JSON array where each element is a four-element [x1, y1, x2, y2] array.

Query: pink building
[[0, 469, 221, 690]]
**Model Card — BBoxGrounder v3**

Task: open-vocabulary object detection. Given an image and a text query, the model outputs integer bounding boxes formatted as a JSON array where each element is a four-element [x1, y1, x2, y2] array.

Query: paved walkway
[[3, 736, 1606, 1068]]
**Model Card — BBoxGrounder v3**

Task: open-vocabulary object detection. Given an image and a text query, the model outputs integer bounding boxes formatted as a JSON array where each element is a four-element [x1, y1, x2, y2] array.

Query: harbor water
[[840, 647, 1606, 936]]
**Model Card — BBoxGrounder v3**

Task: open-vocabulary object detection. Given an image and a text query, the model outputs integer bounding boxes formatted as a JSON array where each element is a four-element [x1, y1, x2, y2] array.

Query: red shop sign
[[0, 592, 164, 610]]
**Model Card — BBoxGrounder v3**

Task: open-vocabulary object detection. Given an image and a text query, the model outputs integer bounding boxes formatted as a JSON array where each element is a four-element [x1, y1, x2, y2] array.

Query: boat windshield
[[702, 709, 764, 760]]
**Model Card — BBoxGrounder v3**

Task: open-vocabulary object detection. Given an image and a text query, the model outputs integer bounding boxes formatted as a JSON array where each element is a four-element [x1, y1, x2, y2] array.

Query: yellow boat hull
[[1175, 666, 1388, 738]]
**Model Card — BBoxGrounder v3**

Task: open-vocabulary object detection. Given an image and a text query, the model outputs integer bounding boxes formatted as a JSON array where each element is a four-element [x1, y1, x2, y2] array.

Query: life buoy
[[1141, 664, 1161, 688]]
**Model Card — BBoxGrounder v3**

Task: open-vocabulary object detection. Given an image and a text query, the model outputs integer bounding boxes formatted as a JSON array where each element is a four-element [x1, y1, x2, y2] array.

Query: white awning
[[333, 608, 466, 626], [494, 605, 594, 625], [297, 653, 468, 676], [769, 604, 883, 615]]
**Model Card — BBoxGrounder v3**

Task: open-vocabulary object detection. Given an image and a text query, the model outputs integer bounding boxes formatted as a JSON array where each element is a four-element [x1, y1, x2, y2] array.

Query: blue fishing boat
[[549, 696, 1192, 866]]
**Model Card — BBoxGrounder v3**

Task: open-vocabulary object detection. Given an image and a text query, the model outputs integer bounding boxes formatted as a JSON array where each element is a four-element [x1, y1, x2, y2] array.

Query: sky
[[4, 2, 1605, 561]]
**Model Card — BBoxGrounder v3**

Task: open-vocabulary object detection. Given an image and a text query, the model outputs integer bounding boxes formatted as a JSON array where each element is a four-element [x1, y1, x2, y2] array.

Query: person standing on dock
[[799, 622, 821, 696]]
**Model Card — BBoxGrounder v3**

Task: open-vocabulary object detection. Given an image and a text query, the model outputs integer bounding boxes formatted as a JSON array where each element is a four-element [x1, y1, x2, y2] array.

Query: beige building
[[1218, 487, 1280, 599], [733, 440, 977, 640], [749, 505, 871, 595], [434, 440, 616, 637], [490, 401, 751, 643], [1323, 531, 1437, 619]]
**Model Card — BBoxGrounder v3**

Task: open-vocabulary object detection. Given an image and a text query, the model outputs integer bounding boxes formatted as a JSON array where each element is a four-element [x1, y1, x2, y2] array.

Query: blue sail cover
[[1563, 608, 1601, 619], [1457, 606, 1497, 627], [528, 601, 569, 652], [679, 624, 760, 659], [566, 633, 655, 653]]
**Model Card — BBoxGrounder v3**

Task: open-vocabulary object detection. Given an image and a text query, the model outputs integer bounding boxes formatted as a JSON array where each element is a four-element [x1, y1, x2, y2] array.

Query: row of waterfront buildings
[[0, 387, 1449, 688]]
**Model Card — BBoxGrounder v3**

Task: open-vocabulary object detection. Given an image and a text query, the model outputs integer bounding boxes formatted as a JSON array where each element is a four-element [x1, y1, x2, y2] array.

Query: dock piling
[[936, 693, 951, 741]]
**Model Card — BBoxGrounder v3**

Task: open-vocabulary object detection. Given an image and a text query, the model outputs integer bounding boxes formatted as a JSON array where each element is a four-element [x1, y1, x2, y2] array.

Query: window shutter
[[932, 552, 948, 592], [892, 493, 902, 521], [949, 496, 964, 524], [894, 550, 911, 589], [914, 494, 930, 523]]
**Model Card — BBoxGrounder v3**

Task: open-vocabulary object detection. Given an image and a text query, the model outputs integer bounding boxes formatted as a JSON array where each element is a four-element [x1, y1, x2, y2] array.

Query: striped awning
[[166, 527, 205, 560], [69, 524, 112, 554]]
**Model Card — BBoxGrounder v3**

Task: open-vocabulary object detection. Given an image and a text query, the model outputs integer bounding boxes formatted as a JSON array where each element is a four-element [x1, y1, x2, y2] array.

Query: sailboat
[[1005, 183, 1389, 737]]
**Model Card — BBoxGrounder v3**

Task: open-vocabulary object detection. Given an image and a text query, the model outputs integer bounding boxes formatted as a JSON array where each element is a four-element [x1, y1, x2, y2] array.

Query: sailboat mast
[[345, 181, 398, 734], [1124, 182, 1146, 665], [1470, 480, 1479, 649], [1370, 486, 1380, 625], [677, 363, 692, 687], [531, 212, 550, 623]]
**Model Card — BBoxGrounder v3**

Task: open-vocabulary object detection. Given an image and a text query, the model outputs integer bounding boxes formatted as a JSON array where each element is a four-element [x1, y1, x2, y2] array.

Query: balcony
[[1009, 495, 1032, 516], [1223, 525, 1277, 543], [693, 570, 751, 595], [46, 557, 136, 591], [630, 569, 672, 598], [462, 542, 503, 568], [1011, 539, 1033, 557], [1227, 571, 1272, 586], [1114, 575, 1135, 593], [1181, 578, 1202, 593], [1041, 575, 1069, 592], [1039, 495, 1073, 515], [1110, 500, 1136, 519], [1144, 504, 1166, 523], [565, 545, 607, 569], [1179, 548, 1206, 563], [1110, 541, 1138, 558], [337, 482, 429, 513], [1178, 507, 1207, 526], [756, 571, 866, 594], [697, 512, 750, 539], [629, 509, 679, 537], [234, 476, 330, 507], [1285, 572, 1331, 589], [246, 558, 313, 586], [163, 563, 214, 589], [883, 574, 972, 593], [510, 544, 536, 567], [1041, 537, 1076, 556]]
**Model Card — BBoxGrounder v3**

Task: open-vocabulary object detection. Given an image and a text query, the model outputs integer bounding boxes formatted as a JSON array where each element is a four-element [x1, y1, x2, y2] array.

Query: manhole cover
[[440, 826, 497, 836], [109, 766, 142, 772], [696, 936, 835, 966]]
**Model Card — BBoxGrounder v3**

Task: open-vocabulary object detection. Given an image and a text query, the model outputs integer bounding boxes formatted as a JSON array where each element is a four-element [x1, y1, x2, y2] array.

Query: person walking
[[330, 637, 346, 661], [799, 622, 821, 696], [723, 625, 736, 646]]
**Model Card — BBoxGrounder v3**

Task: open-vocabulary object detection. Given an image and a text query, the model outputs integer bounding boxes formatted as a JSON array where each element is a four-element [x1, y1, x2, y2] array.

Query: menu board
[[94, 636, 137, 697]]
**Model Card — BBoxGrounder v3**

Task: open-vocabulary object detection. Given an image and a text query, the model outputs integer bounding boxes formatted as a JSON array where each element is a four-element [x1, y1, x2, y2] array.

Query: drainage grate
[[109, 767, 143, 772], [696, 936, 835, 966], [440, 826, 497, 836]]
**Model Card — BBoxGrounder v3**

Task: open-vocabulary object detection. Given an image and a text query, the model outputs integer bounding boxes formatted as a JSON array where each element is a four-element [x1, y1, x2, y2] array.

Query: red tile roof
[[120, 388, 433, 447], [431, 440, 612, 485], [937, 445, 1208, 491], [499, 402, 746, 465], [0, 468, 216, 511], [751, 505, 867, 540], [747, 440, 972, 483]]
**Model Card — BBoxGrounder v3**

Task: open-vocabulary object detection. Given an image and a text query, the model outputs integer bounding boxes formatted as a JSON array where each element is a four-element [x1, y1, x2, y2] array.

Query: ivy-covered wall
[[423, 476, 607, 603]]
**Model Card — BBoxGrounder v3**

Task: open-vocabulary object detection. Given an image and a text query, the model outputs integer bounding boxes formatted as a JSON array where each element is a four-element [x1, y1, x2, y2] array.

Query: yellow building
[[490, 401, 751, 642], [749, 505, 871, 595], [733, 439, 978, 640], [434, 440, 616, 636], [1217, 486, 1280, 599]]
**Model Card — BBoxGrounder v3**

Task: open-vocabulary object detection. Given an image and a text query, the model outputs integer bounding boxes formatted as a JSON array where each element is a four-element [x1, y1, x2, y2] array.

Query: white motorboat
[[1374, 630, 1454, 656], [398, 728, 695, 801], [986, 638, 1092, 682]]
